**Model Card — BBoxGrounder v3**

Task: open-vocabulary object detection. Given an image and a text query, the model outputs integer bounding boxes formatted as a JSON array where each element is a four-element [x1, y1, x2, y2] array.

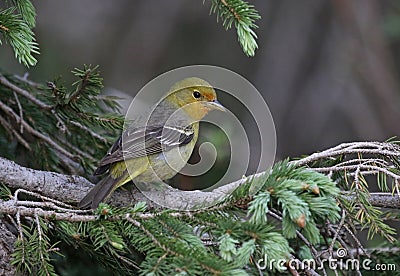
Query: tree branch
[[0, 156, 144, 207], [0, 100, 77, 161], [341, 192, 400, 208], [0, 156, 246, 210], [0, 74, 52, 110], [292, 141, 400, 167], [1, 141, 399, 274], [0, 146, 399, 215]]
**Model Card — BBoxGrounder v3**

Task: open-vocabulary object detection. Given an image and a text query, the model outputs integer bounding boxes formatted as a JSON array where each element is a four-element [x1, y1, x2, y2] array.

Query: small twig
[[51, 110, 68, 133], [114, 253, 139, 269], [268, 209, 319, 256], [15, 210, 25, 264], [0, 74, 53, 110], [342, 223, 369, 258], [315, 164, 400, 183], [13, 188, 79, 209], [0, 114, 31, 150], [14, 73, 44, 88], [340, 192, 400, 208], [0, 202, 97, 222], [16, 200, 90, 214], [35, 210, 43, 241], [125, 215, 181, 257], [332, 158, 388, 167], [35, 210, 52, 276], [327, 225, 354, 257], [0, 99, 77, 161], [69, 70, 90, 103], [13, 91, 24, 133], [220, 0, 241, 20], [327, 210, 346, 257], [70, 120, 108, 143], [292, 142, 400, 167], [152, 253, 168, 274], [57, 137, 97, 162], [267, 209, 326, 275]]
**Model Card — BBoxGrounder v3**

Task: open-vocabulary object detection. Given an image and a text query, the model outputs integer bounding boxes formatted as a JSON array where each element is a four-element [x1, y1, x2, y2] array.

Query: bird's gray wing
[[94, 125, 194, 175]]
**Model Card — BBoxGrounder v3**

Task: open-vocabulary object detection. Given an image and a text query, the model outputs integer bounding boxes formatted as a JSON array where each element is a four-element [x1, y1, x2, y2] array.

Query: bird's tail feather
[[78, 174, 120, 209]]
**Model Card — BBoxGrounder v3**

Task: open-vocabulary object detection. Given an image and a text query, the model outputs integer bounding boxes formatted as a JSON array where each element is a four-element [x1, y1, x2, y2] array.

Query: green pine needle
[[206, 0, 261, 56], [0, 6, 39, 66]]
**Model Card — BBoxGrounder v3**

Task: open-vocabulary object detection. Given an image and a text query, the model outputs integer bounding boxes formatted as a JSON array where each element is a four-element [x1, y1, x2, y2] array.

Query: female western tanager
[[78, 77, 226, 209]]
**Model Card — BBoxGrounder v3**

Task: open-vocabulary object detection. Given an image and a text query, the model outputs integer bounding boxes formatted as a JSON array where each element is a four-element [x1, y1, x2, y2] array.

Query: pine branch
[[0, 99, 78, 161], [341, 192, 400, 208], [14, 0, 36, 28], [0, 6, 39, 67], [1, 151, 400, 212], [0, 74, 52, 109], [206, 0, 260, 56], [0, 156, 142, 207], [69, 120, 108, 143], [0, 67, 122, 174], [0, 113, 30, 150], [1, 141, 400, 274], [291, 141, 400, 241], [4, 193, 394, 226], [292, 141, 400, 167]]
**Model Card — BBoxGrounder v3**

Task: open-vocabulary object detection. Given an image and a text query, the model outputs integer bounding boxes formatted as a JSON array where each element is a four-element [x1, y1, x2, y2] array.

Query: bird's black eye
[[193, 90, 201, 99]]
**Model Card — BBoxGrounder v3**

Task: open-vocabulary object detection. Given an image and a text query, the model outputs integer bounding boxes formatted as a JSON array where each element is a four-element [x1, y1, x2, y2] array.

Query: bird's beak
[[206, 100, 227, 112]]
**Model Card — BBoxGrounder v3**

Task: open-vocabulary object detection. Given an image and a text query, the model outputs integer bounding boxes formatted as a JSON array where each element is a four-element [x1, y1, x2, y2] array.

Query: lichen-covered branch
[[1, 140, 400, 212], [1, 141, 400, 275]]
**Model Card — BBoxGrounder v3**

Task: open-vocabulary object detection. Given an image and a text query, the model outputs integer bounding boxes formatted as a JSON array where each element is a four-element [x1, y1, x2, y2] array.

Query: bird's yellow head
[[167, 77, 226, 120]]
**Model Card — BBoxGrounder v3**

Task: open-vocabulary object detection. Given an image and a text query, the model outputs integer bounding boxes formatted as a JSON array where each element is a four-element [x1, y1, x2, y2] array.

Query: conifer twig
[[14, 73, 43, 88], [70, 120, 108, 143], [13, 91, 24, 133], [125, 215, 181, 257], [267, 208, 327, 276], [0, 114, 31, 149], [327, 210, 346, 257], [292, 142, 400, 166], [0, 99, 77, 161], [0, 74, 52, 110]]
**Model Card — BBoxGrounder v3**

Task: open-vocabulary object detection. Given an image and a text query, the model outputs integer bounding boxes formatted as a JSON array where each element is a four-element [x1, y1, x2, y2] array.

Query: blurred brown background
[[1, 0, 400, 160]]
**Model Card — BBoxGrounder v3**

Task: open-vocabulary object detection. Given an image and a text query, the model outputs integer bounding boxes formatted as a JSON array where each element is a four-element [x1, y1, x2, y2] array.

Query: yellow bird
[[78, 77, 226, 209]]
